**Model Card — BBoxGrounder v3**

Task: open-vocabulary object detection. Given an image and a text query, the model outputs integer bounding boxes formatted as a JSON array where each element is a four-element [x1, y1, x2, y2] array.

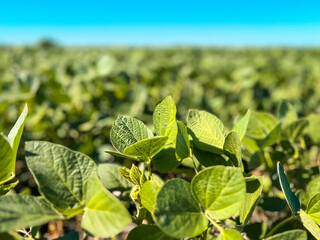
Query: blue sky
[[1, 0, 320, 46]]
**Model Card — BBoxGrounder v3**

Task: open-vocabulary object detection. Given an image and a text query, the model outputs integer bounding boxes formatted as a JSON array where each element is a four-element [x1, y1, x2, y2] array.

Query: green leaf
[[307, 177, 320, 203], [192, 148, 228, 167], [110, 115, 153, 153], [81, 175, 131, 238], [307, 193, 320, 225], [0, 180, 19, 195], [246, 111, 278, 140], [154, 179, 208, 238], [265, 229, 307, 240], [0, 232, 23, 240], [130, 164, 143, 186], [306, 114, 320, 143], [0, 134, 14, 184], [98, 163, 131, 191], [300, 210, 320, 239], [240, 176, 263, 225], [175, 121, 190, 161], [260, 123, 282, 148], [54, 230, 79, 240], [277, 162, 300, 214], [223, 131, 242, 167], [0, 195, 63, 232], [140, 180, 161, 213], [217, 229, 243, 240], [105, 150, 139, 161], [232, 109, 251, 141], [127, 225, 177, 240], [281, 119, 308, 141], [7, 104, 28, 161], [153, 96, 178, 143], [123, 136, 168, 160], [25, 141, 98, 215], [191, 166, 246, 220], [278, 100, 298, 127], [152, 147, 181, 173], [187, 109, 226, 154]]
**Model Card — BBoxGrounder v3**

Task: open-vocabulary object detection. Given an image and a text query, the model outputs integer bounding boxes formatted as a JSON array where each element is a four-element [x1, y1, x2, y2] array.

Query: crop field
[[1, 46, 320, 239]]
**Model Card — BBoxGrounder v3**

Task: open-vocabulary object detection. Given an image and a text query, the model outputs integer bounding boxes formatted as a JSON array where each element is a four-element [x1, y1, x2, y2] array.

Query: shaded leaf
[[98, 163, 131, 191], [127, 225, 176, 240], [265, 229, 307, 240], [223, 131, 242, 167], [260, 123, 282, 148], [192, 148, 228, 167], [152, 147, 180, 173], [175, 121, 190, 161]]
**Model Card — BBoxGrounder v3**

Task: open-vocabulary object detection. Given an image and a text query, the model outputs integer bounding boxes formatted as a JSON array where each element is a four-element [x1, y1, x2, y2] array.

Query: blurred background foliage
[[1, 45, 320, 192]]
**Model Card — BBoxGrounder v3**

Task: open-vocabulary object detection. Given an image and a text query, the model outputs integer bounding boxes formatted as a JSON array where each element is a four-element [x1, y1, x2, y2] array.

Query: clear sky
[[1, 0, 320, 46]]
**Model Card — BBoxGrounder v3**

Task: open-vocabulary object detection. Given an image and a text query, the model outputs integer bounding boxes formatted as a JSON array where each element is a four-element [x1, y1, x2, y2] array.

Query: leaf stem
[[205, 212, 223, 233], [264, 216, 297, 239]]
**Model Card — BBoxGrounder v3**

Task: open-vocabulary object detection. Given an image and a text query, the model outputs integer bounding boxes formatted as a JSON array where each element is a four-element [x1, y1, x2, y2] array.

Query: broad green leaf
[[223, 131, 242, 167], [191, 166, 246, 220], [277, 162, 300, 214], [240, 176, 263, 225], [217, 229, 243, 240], [105, 150, 139, 161], [0, 180, 19, 195], [192, 148, 228, 167], [82, 176, 131, 238], [260, 123, 282, 148], [152, 147, 181, 173], [306, 114, 320, 143], [300, 210, 320, 239], [154, 179, 208, 238], [278, 100, 298, 127], [307, 193, 320, 225], [110, 115, 153, 153], [0, 195, 63, 232], [153, 96, 178, 143], [7, 104, 28, 161], [0, 134, 14, 184], [127, 225, 176, 240], [0, 232, 23, 240], [98, 163, 131, 191], [25, 141, 98, 215], [307, 177, 320, 203], [54, 230, 79, 240], [232, 109, 251, 141], [282, 119, 308, 141], [246, 111, 278, 140], [265, 229, 307, 240], [175, 121, 190, 161], [123, 136, 168, 160], [187, 109, 226, 154], [140, 180, 161, 213]]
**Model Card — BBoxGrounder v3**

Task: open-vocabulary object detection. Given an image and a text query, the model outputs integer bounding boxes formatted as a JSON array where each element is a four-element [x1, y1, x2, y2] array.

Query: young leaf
[[240, 176, 263, 225], [306, 193, 320, 225], [217, 229, 243, 240], [187, 109, 226, 154], [277, 162, 300, 214], [191, 166, 246, 220], [265, 229, 307, 240], [140, 180, 161, 213], [110, 115, 153, 153], [130, 164, 143, 186], [300, 210, 320, 239], [232, 109, 251, 141], [0, 195, 63, 232], [223, 131, 242, 167], [127, 225, 177, 240], [152, 147, 181, 173], [82, 176, 131, 238], [246, 111, 278, 140], [175, 121, 190, 162], [98, 163, 131, 191], [123, 136, 168, 160], [153, 96, 178, 143], [25, 141, 98, 215], [154, 179, 208, 238], [0, 180, 19, 195]]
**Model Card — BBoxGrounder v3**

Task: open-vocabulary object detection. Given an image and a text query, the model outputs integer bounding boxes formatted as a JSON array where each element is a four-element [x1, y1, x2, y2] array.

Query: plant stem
[[205, 212, 223, 233], [264, 216, 297, 239], [147, 159, 153, 180]]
